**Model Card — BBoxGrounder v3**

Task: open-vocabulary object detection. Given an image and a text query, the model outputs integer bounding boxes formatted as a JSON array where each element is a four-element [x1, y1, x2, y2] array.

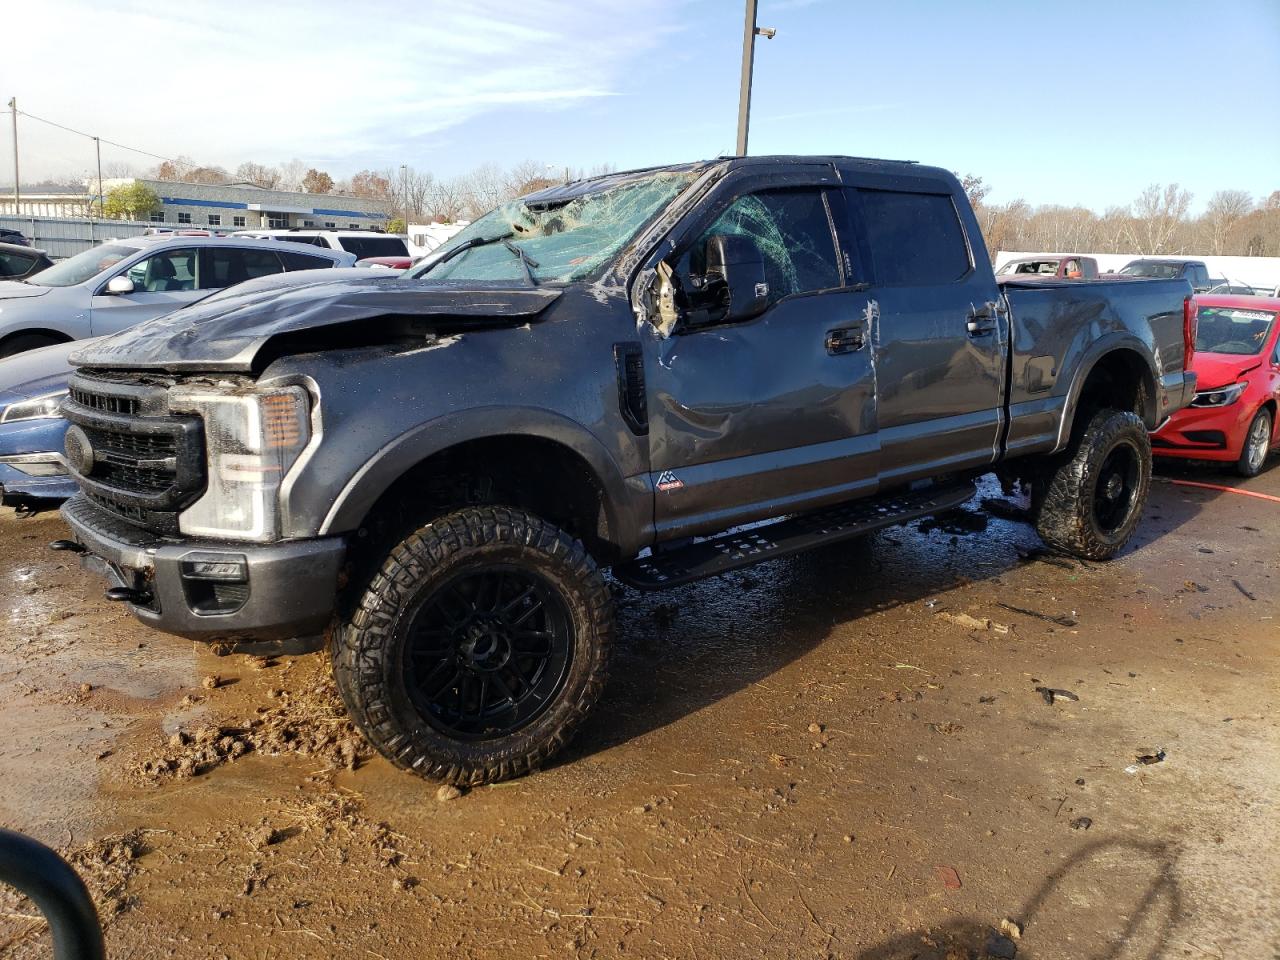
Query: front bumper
[[60, 494, 346, 646], [0, 458, 79, 504], [1151, 395, 1254, 462]]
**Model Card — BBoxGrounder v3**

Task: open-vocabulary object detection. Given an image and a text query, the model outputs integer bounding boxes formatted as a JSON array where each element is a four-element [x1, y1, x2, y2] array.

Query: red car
[[1152, 294, 1280, 476], [355, 255, 414, 270]]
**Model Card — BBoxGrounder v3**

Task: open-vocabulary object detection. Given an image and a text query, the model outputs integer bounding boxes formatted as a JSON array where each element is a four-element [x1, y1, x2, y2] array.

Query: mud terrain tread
[[1034, 408, 1151, 561], [332, 505, 613, 785]]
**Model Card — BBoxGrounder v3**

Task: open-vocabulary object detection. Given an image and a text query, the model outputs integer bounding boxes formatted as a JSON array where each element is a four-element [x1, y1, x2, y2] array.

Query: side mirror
[[705, 234, 769, 323], [106, 275, 135, 296]]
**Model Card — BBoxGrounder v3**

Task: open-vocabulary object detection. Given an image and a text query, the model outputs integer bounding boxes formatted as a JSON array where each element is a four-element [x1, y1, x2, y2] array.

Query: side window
[[857, 189, 970, 286], [279, 251, 335, 271], [0, 251, 35, 278], [125, 249, 198, 292], [200, 248, 285, 289], [687, 188, 841, 306]]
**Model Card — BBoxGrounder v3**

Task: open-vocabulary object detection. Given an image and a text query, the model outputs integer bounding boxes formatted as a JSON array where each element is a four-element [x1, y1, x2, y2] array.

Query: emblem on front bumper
[[64, 425, 95, 476]]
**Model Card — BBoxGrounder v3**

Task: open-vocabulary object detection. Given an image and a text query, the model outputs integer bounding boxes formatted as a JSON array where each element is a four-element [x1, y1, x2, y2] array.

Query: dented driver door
[[641, 170, 880, 542]]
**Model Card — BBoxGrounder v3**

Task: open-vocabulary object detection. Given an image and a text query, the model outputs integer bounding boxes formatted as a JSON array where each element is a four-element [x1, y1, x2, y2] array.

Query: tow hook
[[49, 539, 85, 553], [105, 586, 152, 605]]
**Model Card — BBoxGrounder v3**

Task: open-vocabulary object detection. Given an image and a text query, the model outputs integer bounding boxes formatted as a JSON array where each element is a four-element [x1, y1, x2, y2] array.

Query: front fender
[[315, 406, 649, 556]]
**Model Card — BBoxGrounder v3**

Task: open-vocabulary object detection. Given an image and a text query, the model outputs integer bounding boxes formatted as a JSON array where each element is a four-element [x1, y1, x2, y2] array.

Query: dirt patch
[[131, 660, 370, 782]]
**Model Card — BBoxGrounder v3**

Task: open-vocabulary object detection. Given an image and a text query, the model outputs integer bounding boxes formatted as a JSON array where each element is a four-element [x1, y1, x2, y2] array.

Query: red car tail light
[[1183, 297, 1198, 368]]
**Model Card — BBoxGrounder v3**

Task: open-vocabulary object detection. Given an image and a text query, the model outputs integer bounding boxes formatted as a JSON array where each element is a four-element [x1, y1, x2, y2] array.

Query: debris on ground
[[249, 824, 285, 849], [66, 830, 146, 916], [202, 675, 222, 690], [1069, 816, 1092, 830], [999, 918, 1022, 940], [1136, 748, 1166, 765], [996, 602, 1079, 627], [132, 663, 370, 782], [1034, 686, 1079, 706], [931, 721, 964, 735], [980, 497, 1032, 524], [1231, 579, 1257, 601], [934, 865, 962, 890], [436, 784, 463, 802]]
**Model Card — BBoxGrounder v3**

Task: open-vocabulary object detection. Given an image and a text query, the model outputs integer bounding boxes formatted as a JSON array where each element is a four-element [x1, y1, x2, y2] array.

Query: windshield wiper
[[502, 239, 540, 287], [421, 231, 514, 275]]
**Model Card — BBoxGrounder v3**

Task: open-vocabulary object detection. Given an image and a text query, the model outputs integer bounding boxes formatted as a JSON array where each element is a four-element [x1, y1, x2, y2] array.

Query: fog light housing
[[179, 552, 249, 615]]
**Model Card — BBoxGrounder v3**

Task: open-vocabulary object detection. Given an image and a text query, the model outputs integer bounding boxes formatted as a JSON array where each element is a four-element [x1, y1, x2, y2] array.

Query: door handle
[[966, 318, 997, 336], [825, 327, 865, 355], [967, 300, 1003, 336]]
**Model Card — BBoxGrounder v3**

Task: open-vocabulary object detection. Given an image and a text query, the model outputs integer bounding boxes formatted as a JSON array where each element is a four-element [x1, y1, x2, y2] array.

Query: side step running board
[[613, 481, 976, 591]]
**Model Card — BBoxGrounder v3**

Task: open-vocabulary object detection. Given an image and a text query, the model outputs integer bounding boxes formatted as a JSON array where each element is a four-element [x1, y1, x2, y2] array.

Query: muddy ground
[[1, 466, 1276, 959]]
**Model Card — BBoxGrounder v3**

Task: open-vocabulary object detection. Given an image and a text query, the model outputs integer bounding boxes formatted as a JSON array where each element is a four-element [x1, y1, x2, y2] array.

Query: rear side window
[[0, 251, 35, 277], [857, 189, 970, 286], [278, 235, 327, 247], [279, 250, 336, 271], [338, 236, 410, 258], [199, 247, 285, 289]]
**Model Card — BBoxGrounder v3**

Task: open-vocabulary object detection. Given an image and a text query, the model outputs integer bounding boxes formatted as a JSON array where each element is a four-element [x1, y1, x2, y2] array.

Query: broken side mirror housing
[[705, 234, 769, 323], [106, 275, 135, 296]]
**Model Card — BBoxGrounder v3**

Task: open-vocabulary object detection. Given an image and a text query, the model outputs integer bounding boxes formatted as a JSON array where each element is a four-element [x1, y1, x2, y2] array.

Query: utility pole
[[93, 135, 103, 217], [7, 97, 18, 210], [735, 1, 776, 156]]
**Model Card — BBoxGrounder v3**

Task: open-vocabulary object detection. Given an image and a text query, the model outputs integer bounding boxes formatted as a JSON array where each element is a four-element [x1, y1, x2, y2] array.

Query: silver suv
[[0, 235, 356, 357]]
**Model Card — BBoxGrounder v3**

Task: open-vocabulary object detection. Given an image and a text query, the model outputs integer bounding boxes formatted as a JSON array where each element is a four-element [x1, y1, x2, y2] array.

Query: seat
[[145, 257, 181, 292]]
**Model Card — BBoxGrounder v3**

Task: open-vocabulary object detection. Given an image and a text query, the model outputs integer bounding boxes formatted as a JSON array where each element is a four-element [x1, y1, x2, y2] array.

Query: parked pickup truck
[[997, 255, 1098, 280], [56, 156, 1197, 785], [1111, 258, 1225, 293]]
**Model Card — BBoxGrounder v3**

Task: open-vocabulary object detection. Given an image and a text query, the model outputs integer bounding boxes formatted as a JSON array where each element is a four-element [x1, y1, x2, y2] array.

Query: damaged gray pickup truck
[[57, 156, 1197, 785]]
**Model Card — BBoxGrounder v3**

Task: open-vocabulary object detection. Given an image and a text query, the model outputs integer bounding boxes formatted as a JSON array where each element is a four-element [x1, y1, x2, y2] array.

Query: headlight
[[0, 390, 68, 423], [1191, 382, 1247, 407], [169, 384, 313, 541]]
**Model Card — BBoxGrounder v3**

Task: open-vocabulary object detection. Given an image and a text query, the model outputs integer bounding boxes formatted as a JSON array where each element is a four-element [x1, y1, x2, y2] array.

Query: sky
[[4, 0, 1279, 213]]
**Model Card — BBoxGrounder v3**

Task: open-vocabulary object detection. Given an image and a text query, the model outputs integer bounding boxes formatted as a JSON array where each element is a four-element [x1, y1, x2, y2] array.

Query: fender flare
[[319, 406, 642, 551], [1052, 334, 1160, 452]]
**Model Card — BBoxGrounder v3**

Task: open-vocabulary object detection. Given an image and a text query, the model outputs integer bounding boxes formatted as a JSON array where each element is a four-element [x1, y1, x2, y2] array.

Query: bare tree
[[1204, 189, 1254, 254], [236, 162, 281, 189], [277, 159, 309, 193], [957, 173, 990, 209], [1125, 183, 1191, 254]]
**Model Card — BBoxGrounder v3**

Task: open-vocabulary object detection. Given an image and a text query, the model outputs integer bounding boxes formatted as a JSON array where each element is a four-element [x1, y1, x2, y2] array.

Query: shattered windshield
[[411, 170, 697, 285]]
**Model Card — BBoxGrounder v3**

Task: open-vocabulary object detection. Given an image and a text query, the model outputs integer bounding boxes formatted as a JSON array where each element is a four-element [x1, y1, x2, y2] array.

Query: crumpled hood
[[1192, 352, 1263, 391], [69, 270, 563, 373], [0, 280, 53, 301]]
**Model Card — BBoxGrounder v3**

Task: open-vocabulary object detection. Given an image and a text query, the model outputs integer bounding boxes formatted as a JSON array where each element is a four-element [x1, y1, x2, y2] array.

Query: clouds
[[6, 0, 683, 179]]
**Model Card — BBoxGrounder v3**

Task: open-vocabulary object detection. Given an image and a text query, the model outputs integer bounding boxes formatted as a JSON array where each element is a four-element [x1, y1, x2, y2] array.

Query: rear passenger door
[[841, 177, 1005, 483], [199, 246, 286, 290]]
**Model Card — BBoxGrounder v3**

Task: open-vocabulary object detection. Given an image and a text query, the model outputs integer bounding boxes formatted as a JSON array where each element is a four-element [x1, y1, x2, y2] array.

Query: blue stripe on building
[[159, 197, 381, 219]]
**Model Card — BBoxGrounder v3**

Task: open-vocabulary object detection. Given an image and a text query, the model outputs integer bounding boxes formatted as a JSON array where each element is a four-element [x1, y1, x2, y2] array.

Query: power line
[[15, 107, 200, 168]]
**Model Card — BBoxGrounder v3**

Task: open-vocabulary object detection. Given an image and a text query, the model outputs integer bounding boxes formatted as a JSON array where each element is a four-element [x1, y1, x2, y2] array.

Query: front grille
[[69, 386, 139, 416], [63, 373, 206, 534]]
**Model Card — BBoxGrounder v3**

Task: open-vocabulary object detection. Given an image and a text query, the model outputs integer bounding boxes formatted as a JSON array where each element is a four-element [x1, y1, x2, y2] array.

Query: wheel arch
[[0, 328, 75, 355], [1053, 339, 1160, 452], [320, 407, 642, 561]]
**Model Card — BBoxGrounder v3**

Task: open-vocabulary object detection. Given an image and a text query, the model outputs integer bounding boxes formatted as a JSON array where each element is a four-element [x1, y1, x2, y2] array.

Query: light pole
[[7, 97, 18, 210], [93, 135, 103, 217], [400, 163, 408, 231], [735, 0, 776, 156]]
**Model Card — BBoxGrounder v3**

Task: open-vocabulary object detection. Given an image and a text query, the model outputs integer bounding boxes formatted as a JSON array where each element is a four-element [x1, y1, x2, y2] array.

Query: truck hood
[[69, 271, 564, 373], [1192, 352, 1264, 391], [0, 281, 53, 301]]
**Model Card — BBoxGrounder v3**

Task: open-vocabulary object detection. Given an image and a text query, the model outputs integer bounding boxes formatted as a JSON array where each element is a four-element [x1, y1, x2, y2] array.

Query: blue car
[[0, 341, 79, 505]]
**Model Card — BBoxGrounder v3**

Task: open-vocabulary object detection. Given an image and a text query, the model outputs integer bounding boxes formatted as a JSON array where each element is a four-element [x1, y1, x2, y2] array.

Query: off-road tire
[[1235, 408, 1273, 478], [332, 506, 613, 785], [1034, 408, 1151, 561], [0, 333, 64, 358]]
